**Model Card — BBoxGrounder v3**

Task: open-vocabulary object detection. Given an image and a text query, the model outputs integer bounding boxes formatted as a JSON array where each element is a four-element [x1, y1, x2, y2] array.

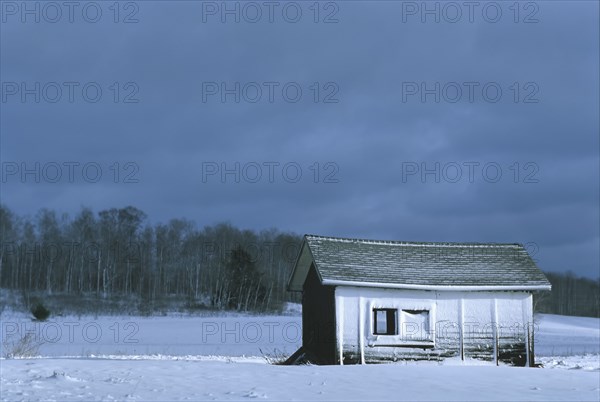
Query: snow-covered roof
[[288, 235, 552, 292]]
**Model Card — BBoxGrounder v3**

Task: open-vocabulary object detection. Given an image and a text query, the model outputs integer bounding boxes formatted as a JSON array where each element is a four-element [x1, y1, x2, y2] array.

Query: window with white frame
[[373, 308, 397, 335]]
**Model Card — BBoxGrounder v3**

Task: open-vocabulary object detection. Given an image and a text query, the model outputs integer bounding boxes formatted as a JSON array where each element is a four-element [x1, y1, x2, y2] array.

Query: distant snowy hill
[[536, 314, 600, 356]]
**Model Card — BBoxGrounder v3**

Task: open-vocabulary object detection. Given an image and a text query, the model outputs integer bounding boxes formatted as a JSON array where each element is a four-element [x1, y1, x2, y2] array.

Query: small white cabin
[[287, 235, 551, 366]]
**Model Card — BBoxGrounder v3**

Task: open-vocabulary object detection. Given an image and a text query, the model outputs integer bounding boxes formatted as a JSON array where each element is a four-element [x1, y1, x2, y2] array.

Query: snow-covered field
[[1, 310, 599, 401], [536, 314, 600, 356]]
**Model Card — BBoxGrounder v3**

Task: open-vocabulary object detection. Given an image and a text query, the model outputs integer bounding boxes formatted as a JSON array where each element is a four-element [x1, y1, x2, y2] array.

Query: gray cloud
[[1, 1, 598, 277]]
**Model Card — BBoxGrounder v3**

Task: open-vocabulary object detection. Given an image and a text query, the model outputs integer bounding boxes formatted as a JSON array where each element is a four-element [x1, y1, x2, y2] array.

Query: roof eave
[[321, 279, 552, 292]]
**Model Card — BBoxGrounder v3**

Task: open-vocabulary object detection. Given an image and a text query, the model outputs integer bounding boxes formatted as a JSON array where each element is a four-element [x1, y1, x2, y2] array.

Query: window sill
[[367, 336, 434, 348]]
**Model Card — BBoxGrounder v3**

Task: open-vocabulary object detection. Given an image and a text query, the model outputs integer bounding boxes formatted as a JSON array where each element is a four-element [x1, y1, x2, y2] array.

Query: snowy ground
[[2, 358, 599, 401], [1, 309, 599, 401]]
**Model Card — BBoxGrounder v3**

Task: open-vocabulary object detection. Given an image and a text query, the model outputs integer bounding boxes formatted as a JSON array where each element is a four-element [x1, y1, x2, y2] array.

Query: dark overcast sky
[[1, 1, 598, 278]]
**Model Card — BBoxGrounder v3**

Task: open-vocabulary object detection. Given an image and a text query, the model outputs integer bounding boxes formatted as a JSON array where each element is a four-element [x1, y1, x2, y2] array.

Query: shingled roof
[[288, 235, 551, 292]]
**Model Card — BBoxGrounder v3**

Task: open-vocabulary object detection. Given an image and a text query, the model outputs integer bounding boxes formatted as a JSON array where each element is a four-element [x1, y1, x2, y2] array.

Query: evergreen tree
[[226, 246, 266, 311]]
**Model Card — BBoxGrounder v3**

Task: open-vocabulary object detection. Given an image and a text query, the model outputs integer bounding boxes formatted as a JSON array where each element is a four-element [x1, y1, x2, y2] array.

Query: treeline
[[536, 271, 600, 318], [0, 205, 302, 313], [1, 204, 598, 317]]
